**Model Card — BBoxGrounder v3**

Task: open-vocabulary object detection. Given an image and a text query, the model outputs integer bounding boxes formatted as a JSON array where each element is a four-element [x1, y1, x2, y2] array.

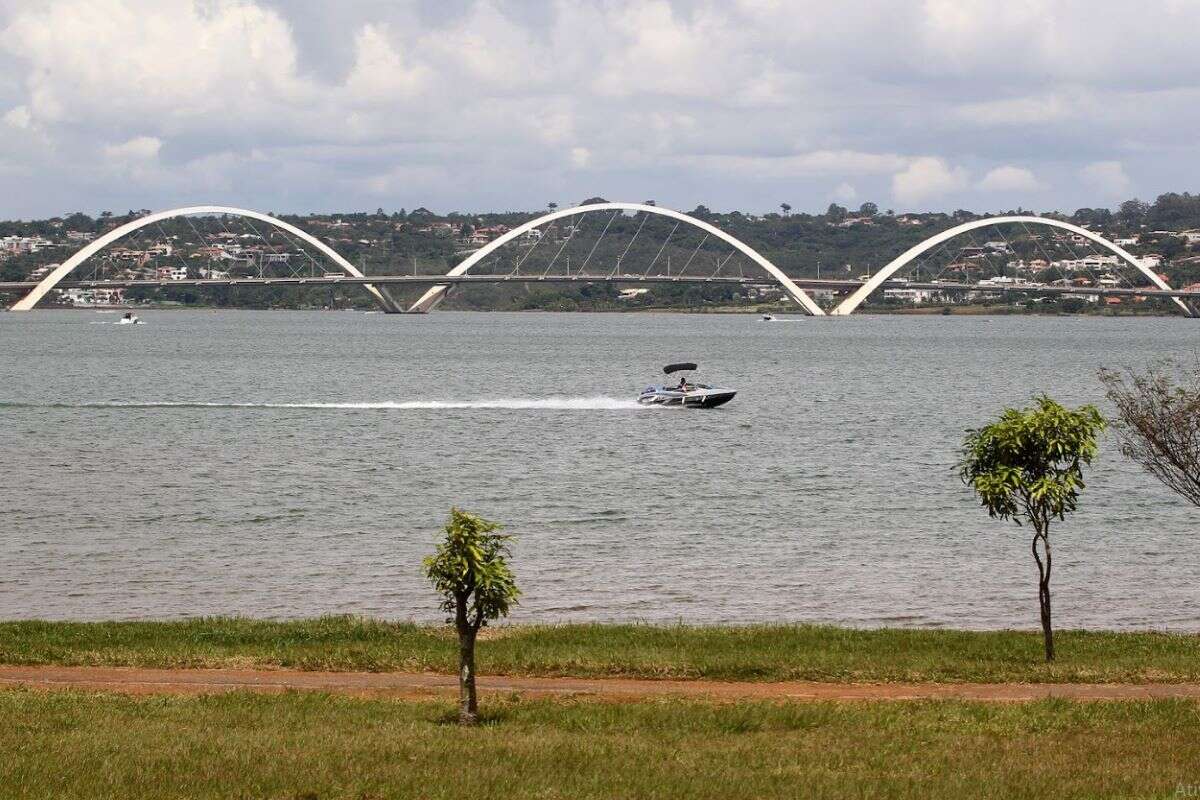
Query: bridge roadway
[[3, 274, 1200, 303]]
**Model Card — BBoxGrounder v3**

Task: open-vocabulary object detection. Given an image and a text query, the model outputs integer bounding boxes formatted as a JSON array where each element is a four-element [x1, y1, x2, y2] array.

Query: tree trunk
[[455, 599, 479, 724], [1032, 528, 1054, 662], [1038, 575, 1054, 662]]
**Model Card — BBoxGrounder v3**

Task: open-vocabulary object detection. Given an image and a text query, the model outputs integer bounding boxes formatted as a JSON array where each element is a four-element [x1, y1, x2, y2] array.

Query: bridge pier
[[408, 284, 449, 313], [372, 286, 405, 314]]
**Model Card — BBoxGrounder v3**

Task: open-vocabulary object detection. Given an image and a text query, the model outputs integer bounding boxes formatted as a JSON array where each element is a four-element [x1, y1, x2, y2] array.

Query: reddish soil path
[[2, 665, 1199, 702]]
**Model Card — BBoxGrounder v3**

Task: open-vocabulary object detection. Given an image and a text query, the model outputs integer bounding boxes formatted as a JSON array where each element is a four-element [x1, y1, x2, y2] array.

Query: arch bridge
[[6, 202, 824, 315], [6, 206, 1193, 317], [406, 202, 823, 314], [8, 206, 404, 313], [831, 215, 1193, 317]]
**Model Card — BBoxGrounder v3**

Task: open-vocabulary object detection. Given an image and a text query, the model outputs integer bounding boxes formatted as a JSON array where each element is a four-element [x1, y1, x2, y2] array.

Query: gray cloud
[[1, 0, 1197, 218]]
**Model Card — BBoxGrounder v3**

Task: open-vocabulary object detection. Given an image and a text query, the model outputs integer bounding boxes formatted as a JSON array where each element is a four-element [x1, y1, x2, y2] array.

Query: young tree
[[780, 202, 792, 216], [959, 396, 1105, 661], [423, 508, 520, 724], [1100, 360, 1200, 507]]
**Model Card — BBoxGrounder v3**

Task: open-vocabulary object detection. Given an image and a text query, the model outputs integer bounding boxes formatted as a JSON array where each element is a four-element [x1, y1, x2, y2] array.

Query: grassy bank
[[2, 689, 1197, 799], [2, 617, 1198, 684]]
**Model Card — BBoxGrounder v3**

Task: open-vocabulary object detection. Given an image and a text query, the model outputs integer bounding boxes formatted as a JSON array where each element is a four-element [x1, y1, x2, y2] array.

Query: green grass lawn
[[2, 616, 1198, 683], [2, 689, 1197, 799]]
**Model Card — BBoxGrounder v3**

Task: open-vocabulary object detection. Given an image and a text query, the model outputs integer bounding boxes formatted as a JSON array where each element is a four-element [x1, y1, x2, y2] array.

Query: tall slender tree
[[959, 396, 1105, 661]]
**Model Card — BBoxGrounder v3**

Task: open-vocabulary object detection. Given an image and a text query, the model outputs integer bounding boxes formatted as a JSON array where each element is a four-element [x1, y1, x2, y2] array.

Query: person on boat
[[678, 376, 688, 392]]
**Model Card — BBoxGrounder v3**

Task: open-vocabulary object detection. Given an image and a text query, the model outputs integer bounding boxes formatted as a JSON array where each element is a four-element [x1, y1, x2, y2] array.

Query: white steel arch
[[10, 205, 401, 312], [409, 202, 825, 315], [831, 215, 1193, 317]]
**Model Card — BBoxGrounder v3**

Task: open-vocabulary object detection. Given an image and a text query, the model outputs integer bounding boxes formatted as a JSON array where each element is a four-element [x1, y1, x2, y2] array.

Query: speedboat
[[115, 312, 143, 325], [761, 313, 775, 321], [637, 362, 737, 408]]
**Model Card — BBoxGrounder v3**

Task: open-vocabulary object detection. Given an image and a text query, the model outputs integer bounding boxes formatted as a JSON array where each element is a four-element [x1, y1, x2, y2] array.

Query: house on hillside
[[884, 287, 939, 303], [156, 266, 188, 281]]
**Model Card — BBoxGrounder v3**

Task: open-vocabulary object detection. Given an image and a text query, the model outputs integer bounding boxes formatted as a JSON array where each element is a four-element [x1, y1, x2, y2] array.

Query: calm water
[[1, 309, 1198, 630]]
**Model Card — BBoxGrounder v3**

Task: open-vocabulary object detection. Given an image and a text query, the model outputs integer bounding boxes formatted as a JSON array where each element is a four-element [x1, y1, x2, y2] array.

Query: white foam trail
[[11, 397, 645, 411], [251, 397, 644, 410]]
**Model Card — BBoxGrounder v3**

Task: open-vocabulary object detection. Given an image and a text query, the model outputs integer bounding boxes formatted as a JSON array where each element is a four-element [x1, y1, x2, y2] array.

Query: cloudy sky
[[1, 0, 1198, 218]]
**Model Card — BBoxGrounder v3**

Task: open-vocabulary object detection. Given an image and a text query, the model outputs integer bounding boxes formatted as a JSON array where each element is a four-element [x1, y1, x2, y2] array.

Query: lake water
[[1, 309, 1198, 630]]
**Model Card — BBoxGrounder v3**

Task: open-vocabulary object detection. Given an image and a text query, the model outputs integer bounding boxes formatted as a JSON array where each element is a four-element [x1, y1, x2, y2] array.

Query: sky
[[1, 0, 1199, 219]]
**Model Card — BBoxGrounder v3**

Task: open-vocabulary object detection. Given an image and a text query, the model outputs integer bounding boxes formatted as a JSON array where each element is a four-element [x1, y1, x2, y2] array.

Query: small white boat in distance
[[115, 312, 143, 325], [761, 313, 775, 321]]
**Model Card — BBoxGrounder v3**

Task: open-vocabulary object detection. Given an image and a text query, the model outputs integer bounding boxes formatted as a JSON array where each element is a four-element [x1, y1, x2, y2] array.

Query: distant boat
[[761, 313, 775, 321], [115, 312, 143, 325], [637, 362, 737, 409]]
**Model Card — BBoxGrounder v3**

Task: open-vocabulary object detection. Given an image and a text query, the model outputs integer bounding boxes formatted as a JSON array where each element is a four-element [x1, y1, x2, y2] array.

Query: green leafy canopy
[[423, 508, 520, 629], [959, 395, 1106, 525]]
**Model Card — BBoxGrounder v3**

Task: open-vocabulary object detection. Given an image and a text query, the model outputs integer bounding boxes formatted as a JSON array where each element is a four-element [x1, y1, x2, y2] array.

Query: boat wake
[[1, 397, 645, 411]]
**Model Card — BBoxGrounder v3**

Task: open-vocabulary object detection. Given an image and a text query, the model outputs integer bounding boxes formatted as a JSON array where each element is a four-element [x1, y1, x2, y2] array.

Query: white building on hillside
[[884, 287, 939, 303], [61, 287, 126, 306]]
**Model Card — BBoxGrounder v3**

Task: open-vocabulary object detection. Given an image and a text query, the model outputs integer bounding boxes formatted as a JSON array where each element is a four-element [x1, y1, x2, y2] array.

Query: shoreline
[[4, 618, 1198, 685]]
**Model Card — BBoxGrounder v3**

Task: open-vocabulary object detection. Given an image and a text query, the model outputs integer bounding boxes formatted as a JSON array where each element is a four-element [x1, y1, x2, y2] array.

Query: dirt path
[[2, 665, 1199, 702]]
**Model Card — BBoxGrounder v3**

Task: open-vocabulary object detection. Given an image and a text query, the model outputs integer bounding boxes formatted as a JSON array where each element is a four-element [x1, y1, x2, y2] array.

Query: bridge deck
[[3, 274, 1200, 302]]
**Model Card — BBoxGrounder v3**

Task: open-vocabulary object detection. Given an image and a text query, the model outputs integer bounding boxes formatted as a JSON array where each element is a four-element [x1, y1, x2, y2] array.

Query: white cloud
[[917, 0, 1054, 72], [978, 165, 1045, 192], [593, 2, 716, 98], [343, 24, 428, 103], [831, 182, 857, 202], [0, 0, 1197, 215], [1, 0, 310, 129], [891, 157, 968, 206], [419, 0, 547, 87], [915, 0, 1200, 89], [357, 164, 449, 196], [954, 94, 1077, 126], [1079, 161, 1132, 197], [103, 135, 161, 162], [4, 104, 31, 129], [569, 147, 592, 169], [592, 1, 785, 105], [680, 150, 909, 179]]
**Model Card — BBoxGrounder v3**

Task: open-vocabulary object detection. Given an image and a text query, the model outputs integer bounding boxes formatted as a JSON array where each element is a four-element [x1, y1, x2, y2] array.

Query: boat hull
[[637, 389, 737, 408]]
